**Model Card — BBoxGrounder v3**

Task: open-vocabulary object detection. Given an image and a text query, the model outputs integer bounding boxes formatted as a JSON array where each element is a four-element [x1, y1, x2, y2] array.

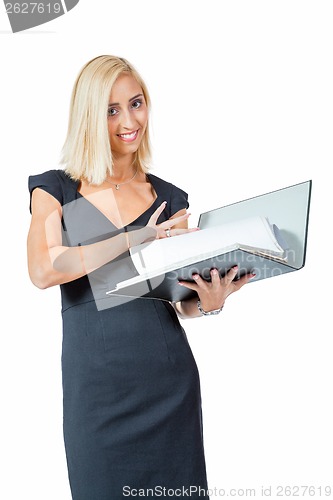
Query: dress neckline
[[74, 173, 161, 230]]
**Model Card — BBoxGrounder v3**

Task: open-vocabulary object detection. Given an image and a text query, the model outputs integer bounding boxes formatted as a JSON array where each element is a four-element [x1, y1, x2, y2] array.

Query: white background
[[1, 1, 332, 498]]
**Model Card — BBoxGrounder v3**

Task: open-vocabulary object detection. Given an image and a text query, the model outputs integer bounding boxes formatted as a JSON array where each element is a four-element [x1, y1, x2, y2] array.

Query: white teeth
[[119, 131, 137, 139]]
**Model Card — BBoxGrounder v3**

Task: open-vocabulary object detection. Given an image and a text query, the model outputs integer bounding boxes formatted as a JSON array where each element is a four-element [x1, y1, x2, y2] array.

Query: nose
[[120, 109, 135, 130]]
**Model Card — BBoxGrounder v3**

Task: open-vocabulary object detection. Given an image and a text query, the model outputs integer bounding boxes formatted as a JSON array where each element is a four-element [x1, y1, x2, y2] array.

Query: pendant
[[115, 184, 120, 190]]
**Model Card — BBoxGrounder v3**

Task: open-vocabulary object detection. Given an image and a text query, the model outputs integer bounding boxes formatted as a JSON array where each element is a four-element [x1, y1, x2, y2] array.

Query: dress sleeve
[[28, 170, 63, 213], [169, 184, 189, 216]]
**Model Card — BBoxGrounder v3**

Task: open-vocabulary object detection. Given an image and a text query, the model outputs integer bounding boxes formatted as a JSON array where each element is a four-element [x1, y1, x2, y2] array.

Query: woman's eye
[[132, 100, 142, 109], [108, 107, 117, 117]]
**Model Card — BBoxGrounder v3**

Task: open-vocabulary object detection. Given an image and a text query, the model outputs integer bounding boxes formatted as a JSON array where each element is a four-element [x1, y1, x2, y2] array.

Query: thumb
[[148, 201, 167, 225]]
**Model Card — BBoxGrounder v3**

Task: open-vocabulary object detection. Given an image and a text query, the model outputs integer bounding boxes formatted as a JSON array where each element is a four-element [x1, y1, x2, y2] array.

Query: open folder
[[106, 180, 312, 303]]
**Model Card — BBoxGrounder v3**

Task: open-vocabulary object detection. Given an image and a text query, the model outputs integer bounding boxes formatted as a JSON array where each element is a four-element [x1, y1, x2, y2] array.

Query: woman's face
[[107, 72, 148, 160]]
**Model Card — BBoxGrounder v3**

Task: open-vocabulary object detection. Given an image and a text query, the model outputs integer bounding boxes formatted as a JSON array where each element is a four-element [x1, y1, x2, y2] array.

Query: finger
[[148, 201, 167, 225], [191, 273, 209, 290], [233, 272, 256, 291], [223, 265, 239, 283], [177, 280, 198, 291], [158, 212, 191, 229], [210, 268, 221, 287], [171, 228, 200, 236]]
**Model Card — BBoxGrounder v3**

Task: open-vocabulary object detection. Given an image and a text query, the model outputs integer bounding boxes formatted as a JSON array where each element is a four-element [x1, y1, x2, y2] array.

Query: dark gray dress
[[28, 170, 209, 500]]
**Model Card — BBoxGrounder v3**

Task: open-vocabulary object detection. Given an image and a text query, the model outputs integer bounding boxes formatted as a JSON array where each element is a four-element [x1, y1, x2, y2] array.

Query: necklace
[[105, 168, 138, 190]]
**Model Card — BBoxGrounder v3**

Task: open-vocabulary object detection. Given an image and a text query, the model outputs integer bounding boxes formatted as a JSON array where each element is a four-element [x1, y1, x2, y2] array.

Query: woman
[[27, 55, 252, 499]]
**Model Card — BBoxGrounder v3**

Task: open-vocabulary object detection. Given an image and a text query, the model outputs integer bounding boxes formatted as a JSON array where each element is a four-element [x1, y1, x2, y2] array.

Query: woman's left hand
[[178, 265, 255, 312]]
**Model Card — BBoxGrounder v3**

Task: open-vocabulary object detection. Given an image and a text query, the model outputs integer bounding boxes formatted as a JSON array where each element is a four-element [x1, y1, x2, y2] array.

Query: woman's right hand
[[147, 201, 199, 239]]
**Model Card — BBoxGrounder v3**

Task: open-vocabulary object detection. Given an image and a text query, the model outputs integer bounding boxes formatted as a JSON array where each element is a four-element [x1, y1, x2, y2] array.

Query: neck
[[110, 154, 136, 182]]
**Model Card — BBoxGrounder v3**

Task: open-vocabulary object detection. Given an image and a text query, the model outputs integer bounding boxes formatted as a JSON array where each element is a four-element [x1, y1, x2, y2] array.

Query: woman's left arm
[[169, 209, 255, 319]]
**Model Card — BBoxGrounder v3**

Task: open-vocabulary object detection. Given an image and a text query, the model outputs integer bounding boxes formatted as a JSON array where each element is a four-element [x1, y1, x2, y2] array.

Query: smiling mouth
[[117, 130, 139, 142]]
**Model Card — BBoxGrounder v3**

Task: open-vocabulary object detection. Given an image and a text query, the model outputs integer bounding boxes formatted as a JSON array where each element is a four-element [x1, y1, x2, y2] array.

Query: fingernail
[[211, 269, 218, 275], [250, 273, 256, 279], [178, 281, 184, 286], [193, 274, 199, 280], [163, 201, 167, 205], [233, 265, 238, 270]]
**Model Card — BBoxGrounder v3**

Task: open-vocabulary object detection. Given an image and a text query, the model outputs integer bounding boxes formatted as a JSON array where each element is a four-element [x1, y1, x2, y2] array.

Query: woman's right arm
[[27, 189, 192, 289], [27, 188, 132, 288]]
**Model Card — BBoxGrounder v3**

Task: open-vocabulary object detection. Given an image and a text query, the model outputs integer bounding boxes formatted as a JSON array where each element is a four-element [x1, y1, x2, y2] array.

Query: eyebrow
[[108, 93, 144, 107]]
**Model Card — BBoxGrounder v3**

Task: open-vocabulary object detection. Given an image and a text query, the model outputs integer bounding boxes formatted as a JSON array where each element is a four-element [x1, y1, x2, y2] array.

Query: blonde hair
[[61, 55, 151, 185]]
